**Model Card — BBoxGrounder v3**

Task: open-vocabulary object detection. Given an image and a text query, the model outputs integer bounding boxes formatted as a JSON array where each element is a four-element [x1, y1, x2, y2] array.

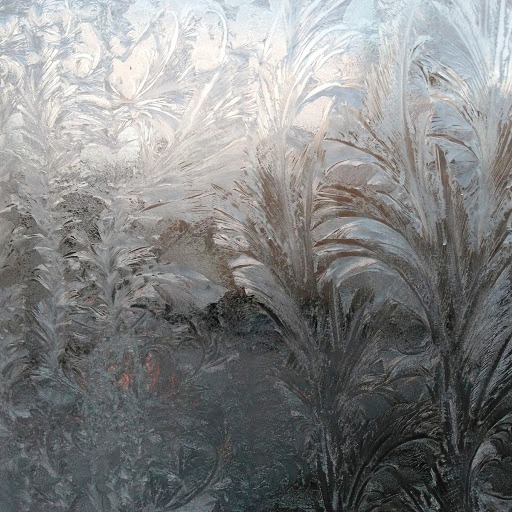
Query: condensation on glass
[[0, 0, 511, 510]]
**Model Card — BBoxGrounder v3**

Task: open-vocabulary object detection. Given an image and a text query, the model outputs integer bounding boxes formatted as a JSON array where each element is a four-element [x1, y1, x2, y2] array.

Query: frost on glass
[[0, 0, 511, 510]]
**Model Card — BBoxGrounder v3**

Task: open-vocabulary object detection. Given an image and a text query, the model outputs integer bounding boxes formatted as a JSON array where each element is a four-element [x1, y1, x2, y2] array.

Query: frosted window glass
[[0, 1, 511, 510]]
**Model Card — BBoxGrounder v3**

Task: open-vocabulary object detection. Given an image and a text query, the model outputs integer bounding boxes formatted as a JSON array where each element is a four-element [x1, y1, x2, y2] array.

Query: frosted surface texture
[[0, 0, 511, 510]]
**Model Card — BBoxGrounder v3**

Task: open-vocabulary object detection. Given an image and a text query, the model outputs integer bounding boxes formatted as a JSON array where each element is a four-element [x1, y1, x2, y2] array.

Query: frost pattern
[[0, 0, 511, 511]]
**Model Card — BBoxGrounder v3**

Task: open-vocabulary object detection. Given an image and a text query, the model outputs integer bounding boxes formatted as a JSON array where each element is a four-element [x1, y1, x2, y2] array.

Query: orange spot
[[145, 353, 160, 393], [166, 371, 178, 397], [117, 372, 131, 390]]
